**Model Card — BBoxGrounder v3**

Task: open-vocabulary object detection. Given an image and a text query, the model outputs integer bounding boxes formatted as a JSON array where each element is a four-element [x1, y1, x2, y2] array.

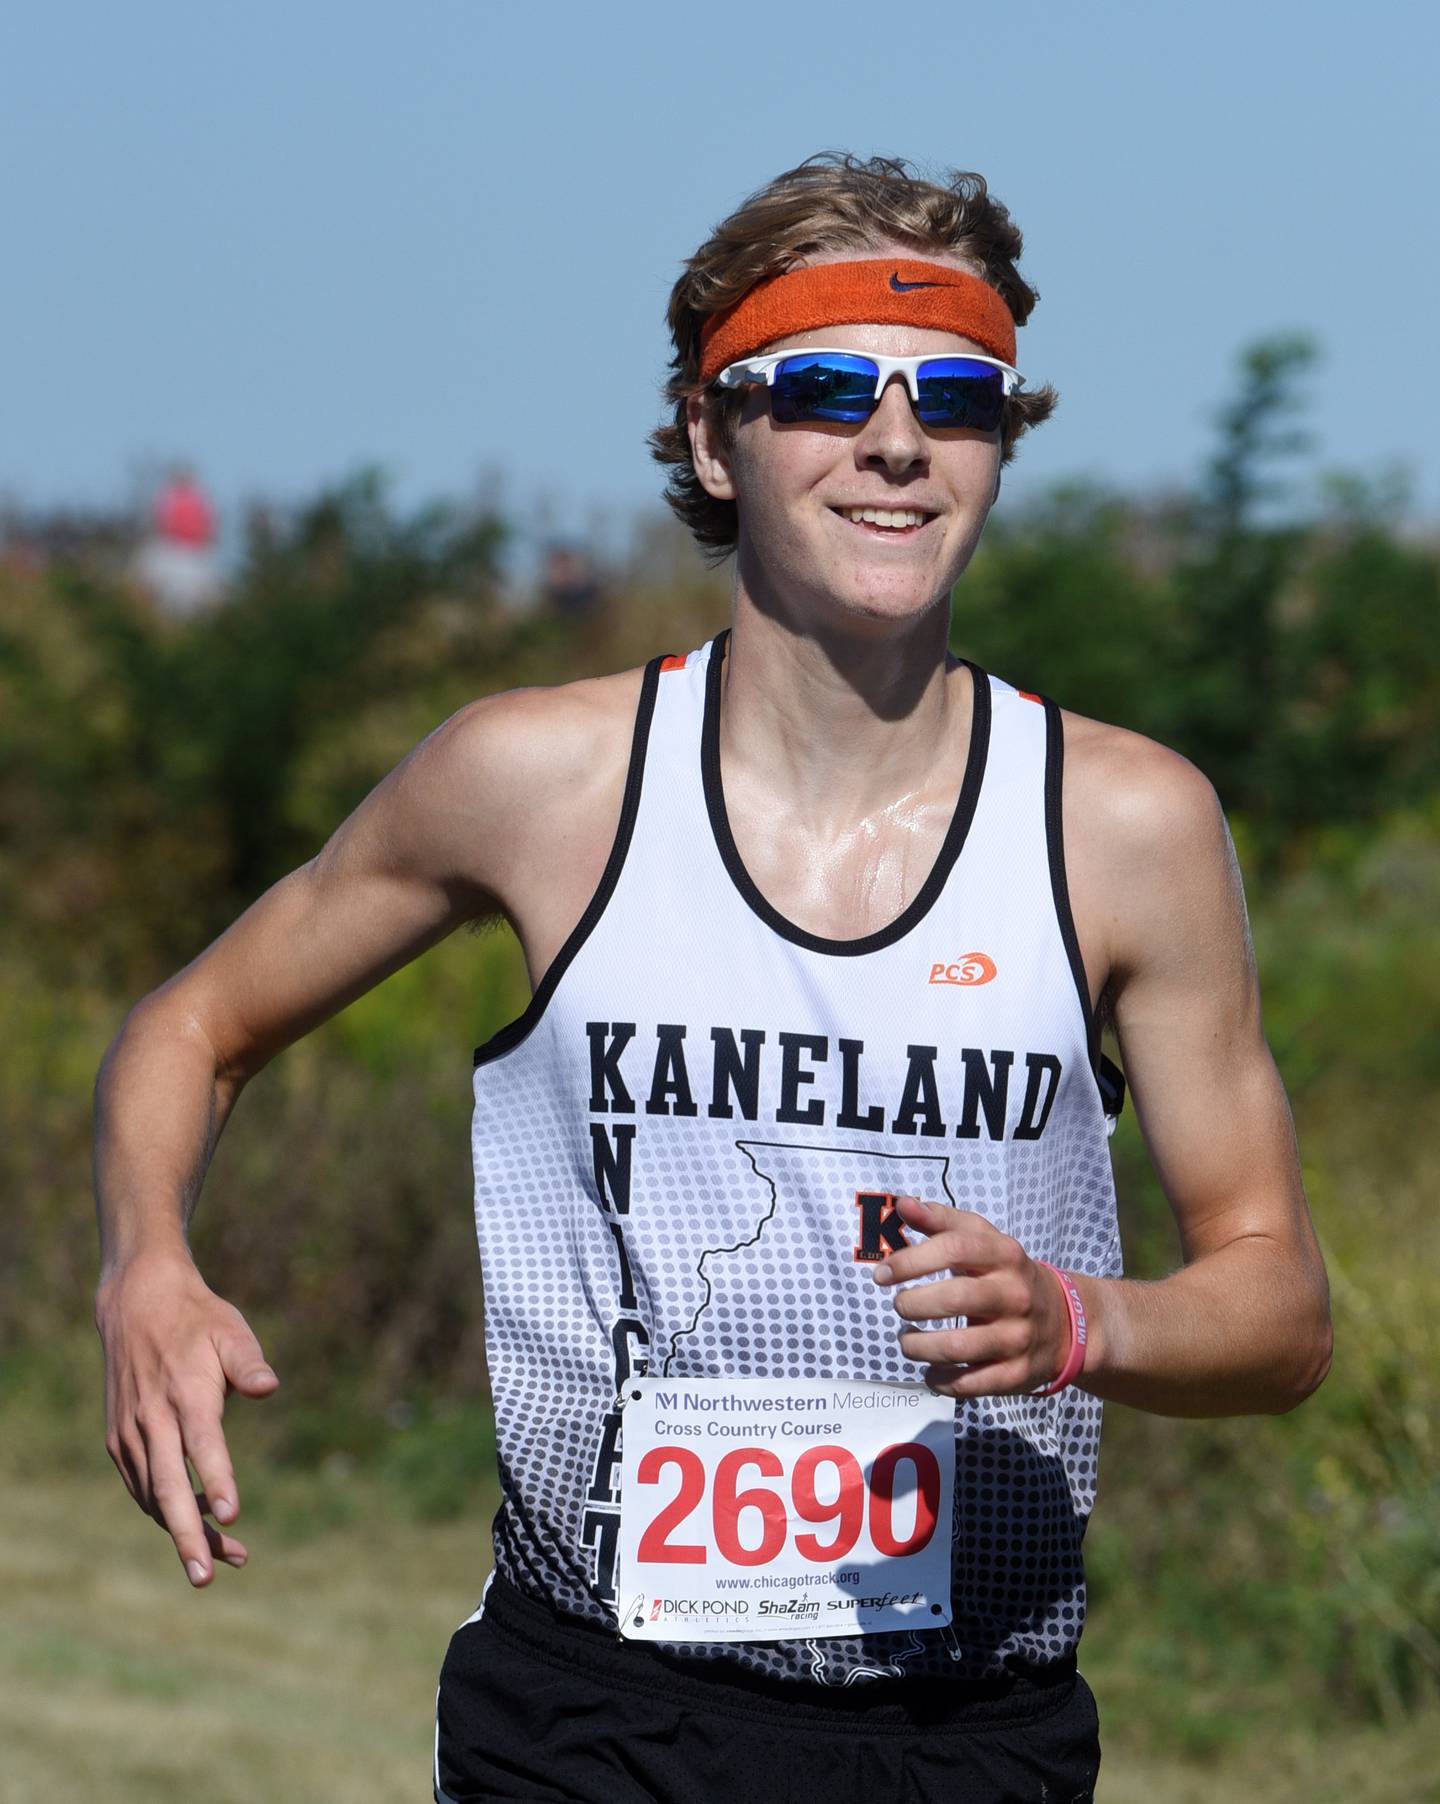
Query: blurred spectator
[[1, 496, 136, 576], [134, 464, 225, 616], [540, 541, 602, 618]]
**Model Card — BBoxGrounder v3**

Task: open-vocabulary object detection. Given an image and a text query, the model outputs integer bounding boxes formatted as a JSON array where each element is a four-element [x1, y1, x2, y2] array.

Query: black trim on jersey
[[700, 628, 992, 957], [1040, 692, 1125, 1124], [473, 654, 669, 1069], [1097, 1052, 1126, 1122]]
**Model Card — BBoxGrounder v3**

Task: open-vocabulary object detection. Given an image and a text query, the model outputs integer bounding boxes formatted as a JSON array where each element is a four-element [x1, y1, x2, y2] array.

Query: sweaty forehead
[[764, 322, 993, 360]]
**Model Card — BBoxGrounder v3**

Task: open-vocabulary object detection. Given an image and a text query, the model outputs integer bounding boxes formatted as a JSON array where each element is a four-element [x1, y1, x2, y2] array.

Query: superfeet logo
[[928, 953, 997, 986]]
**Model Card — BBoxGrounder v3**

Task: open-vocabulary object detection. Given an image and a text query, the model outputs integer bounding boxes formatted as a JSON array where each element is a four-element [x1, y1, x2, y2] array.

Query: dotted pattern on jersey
[[470, 640, 1123, 1684]]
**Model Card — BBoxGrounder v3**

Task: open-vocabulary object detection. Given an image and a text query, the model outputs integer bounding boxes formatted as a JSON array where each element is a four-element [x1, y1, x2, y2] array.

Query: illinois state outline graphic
[[658, 1141, 969, 1378]]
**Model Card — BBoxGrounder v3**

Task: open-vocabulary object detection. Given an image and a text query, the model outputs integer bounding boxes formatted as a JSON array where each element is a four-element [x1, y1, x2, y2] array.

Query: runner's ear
[[688, 392, 738, 503]]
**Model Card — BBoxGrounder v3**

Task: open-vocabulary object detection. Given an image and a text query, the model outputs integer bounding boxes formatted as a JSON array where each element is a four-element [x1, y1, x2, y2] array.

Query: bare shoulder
[[1059, 705, 1227, 854], [1055, 705, 1245, 1003], [440, 663, 647, 819], [418, 662, 650, 927]]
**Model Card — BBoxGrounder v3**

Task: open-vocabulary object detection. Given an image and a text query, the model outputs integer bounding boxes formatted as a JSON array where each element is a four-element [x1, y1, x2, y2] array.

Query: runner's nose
[[856, 377, 929, 477]]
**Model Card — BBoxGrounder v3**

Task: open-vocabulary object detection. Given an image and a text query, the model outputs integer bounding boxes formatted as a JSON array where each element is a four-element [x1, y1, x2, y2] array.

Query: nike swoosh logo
[[889, 272, 951, 292]]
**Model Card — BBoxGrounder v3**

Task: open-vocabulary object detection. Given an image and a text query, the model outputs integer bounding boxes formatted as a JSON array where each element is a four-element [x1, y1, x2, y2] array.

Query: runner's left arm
[[877, 745, 1332, 1417]]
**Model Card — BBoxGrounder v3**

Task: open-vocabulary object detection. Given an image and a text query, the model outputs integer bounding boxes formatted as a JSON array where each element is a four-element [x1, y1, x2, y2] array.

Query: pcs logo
[[928, 952, 996, 987]]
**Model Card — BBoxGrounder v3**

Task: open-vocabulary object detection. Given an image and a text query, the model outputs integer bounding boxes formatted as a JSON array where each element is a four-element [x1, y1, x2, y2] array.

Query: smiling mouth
[[830, 505, 938, 535]]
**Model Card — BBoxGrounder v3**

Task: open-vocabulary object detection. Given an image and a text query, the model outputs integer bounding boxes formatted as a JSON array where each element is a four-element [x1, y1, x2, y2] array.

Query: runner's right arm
[[92, 675, 635, 1588]]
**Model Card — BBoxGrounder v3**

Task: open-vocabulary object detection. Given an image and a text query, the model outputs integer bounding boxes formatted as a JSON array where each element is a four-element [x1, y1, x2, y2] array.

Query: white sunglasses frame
[[713, 346, 1027, 415]]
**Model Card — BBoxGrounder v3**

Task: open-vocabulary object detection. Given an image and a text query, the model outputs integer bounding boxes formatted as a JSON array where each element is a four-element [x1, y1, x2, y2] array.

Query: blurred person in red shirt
[[155, 468, 216, 549], [135, 463, 224, 615]]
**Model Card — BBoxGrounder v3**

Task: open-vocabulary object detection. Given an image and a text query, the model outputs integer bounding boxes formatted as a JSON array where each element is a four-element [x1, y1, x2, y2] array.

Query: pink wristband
[[1033, 1263, 1088, 1395]]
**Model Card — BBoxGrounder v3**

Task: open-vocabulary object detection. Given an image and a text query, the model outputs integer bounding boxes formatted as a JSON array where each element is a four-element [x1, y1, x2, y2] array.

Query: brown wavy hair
[[649, 152, 1058, 561]]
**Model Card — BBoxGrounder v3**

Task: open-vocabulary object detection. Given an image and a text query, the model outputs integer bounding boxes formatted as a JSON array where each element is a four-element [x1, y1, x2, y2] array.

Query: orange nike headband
[[698, 258, 1017, 387]]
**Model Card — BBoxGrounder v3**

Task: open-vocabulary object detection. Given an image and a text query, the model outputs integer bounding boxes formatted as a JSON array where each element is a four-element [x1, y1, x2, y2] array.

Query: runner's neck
[[718, 606, 975, 830]]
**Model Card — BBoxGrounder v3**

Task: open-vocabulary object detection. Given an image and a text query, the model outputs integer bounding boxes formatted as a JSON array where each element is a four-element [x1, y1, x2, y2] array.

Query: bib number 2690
[[617, 1377, 955, 1643], [638, 1440, 941, 1566]]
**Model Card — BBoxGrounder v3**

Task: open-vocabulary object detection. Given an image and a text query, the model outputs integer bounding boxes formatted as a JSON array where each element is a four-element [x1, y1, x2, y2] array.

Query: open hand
[[95, 1249, 280, 1586]]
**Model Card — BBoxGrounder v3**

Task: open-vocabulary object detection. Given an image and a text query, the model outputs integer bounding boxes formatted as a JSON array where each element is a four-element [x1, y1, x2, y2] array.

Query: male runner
[[94, 154, 1332, 1802]]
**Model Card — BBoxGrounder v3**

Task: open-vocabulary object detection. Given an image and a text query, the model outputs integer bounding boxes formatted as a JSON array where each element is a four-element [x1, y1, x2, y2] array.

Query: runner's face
[[692, 311, 1004, 631]]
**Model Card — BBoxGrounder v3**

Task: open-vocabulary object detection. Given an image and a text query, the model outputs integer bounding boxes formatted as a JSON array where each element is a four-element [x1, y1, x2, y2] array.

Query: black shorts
[[434, 1576, 1100, 1804]]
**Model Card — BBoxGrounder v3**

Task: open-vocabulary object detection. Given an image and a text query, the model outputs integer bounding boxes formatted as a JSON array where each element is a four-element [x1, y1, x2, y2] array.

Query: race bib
[[616, 1376, 955, 1642]]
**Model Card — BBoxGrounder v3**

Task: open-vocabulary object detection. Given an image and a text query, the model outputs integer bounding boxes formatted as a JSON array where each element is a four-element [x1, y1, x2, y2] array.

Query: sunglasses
[[714, 347, 1025, 431]]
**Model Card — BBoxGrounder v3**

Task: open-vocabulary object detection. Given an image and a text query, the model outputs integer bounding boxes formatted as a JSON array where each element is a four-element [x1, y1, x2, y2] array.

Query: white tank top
[[470, 630, 1125, 1685]]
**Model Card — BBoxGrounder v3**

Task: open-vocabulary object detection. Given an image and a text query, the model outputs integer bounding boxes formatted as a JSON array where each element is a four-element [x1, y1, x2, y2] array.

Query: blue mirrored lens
[[771, 353, 879, 423], [914, 358, 1005, 430]]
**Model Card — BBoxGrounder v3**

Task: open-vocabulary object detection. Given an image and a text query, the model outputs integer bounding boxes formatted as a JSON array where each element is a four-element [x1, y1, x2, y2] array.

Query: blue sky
[[3, 1, 1433, 552]]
